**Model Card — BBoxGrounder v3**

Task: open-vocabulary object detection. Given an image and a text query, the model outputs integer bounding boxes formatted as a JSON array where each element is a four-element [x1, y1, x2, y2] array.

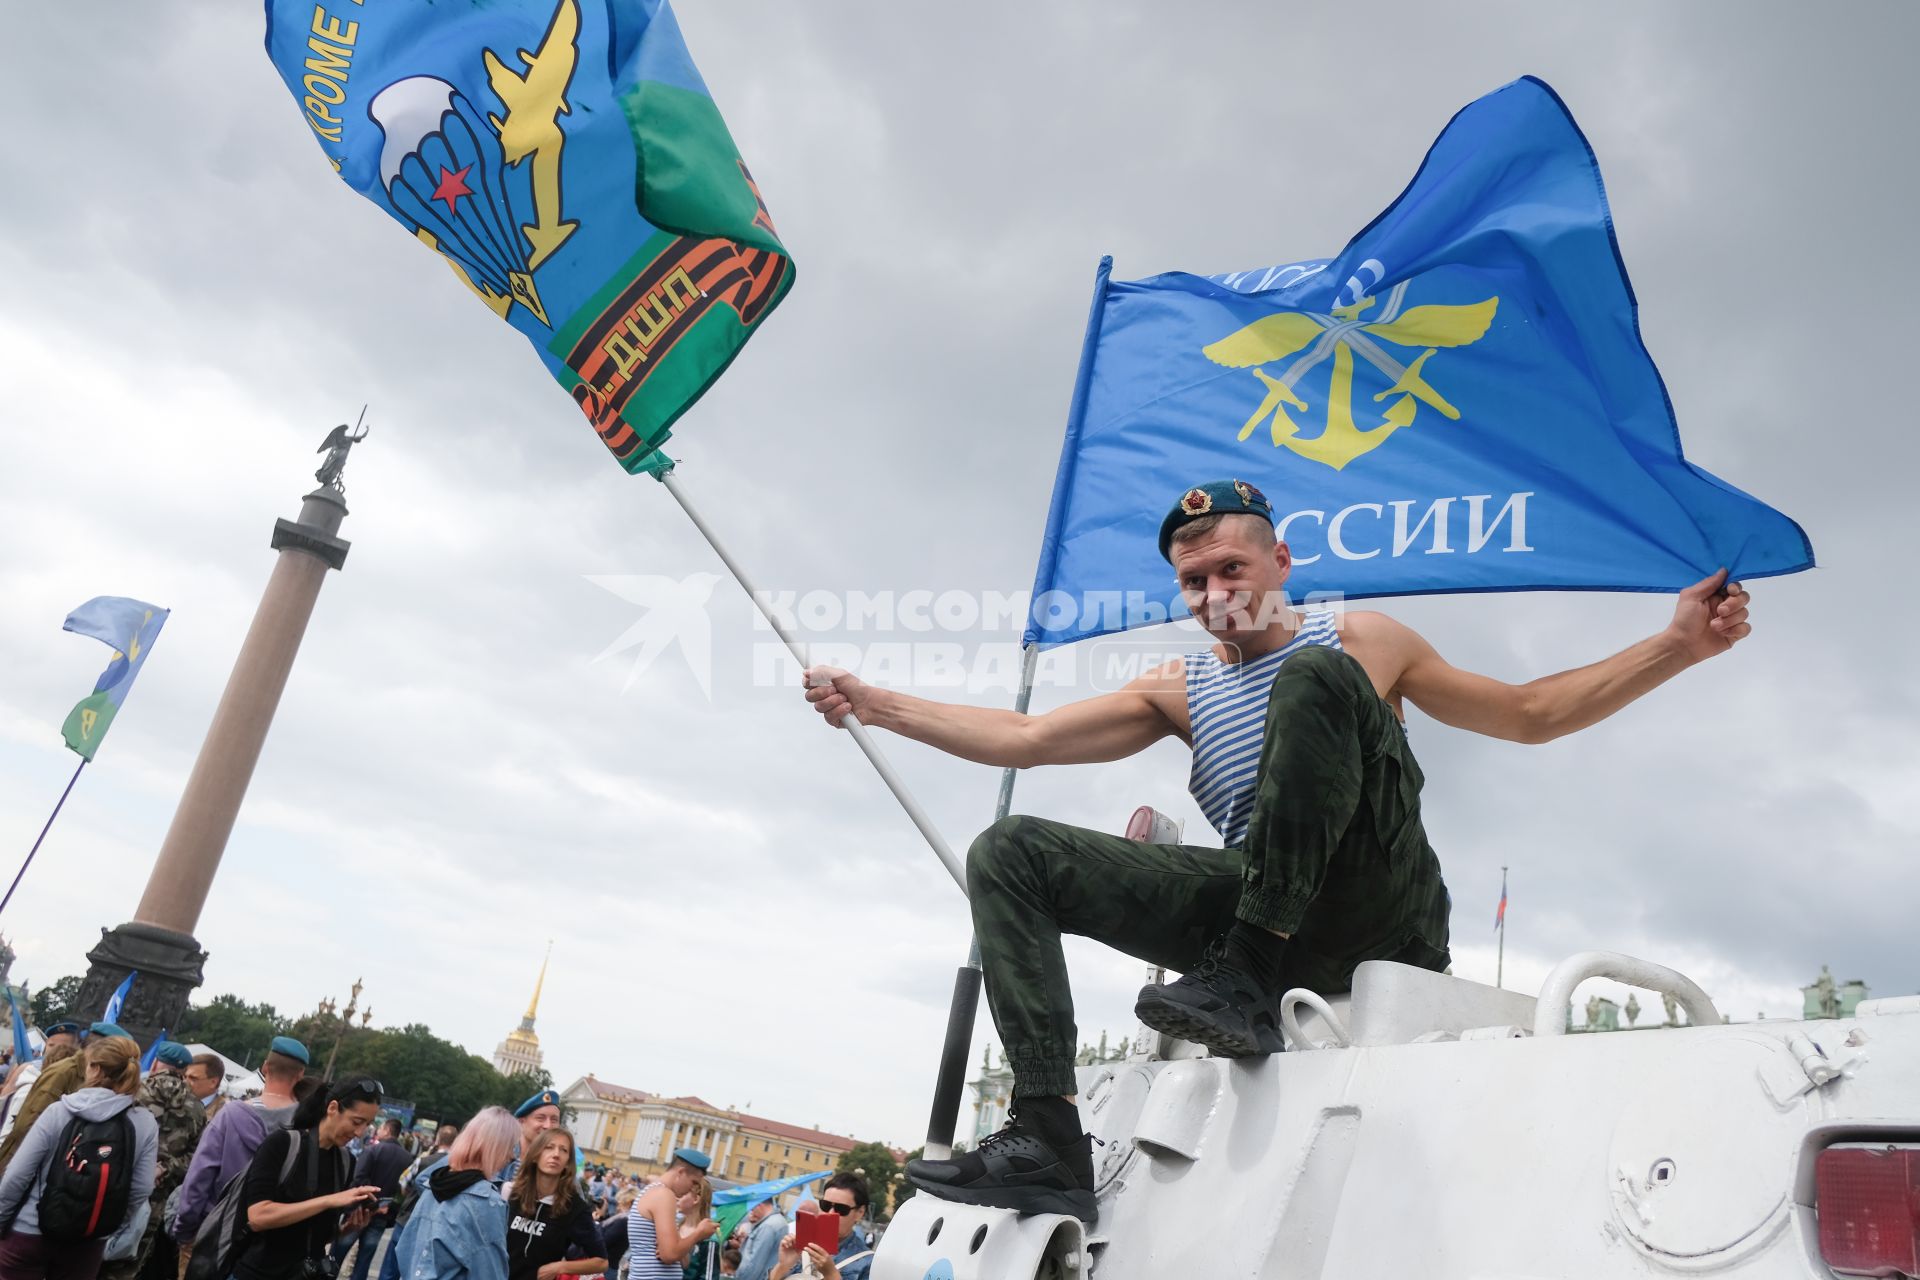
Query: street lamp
[[322, 977, 364, 1082]]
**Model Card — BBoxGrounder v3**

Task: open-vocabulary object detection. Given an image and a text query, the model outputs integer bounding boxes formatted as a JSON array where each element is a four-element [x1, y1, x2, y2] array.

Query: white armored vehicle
[[875, 953, 1920, 1280]]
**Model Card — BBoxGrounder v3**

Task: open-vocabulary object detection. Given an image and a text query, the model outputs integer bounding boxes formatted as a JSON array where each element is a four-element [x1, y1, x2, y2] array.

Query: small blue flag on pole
[[7, 994, 30, 1065], [1025, 76, 1811, 647], [102, 971, 136, 1025], [709, 1170, 832, 1242], [141, 1029, 169, 1074], [60, 597, 169, 761]]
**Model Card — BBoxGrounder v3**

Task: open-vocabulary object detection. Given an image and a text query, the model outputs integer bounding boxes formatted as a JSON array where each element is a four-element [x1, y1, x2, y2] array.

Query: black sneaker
[[1133, 938, 1287, 1058], [903, 1104, 1097, 1222]]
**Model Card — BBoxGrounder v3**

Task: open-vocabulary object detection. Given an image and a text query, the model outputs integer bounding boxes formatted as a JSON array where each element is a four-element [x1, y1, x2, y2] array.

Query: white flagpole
[[1496, 865, 1508, 989], [654, 465, 969, 894]]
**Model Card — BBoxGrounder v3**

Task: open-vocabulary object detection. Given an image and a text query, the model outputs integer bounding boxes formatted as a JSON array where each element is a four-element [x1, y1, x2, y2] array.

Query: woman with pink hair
[[390, 1106, 519, 1280]]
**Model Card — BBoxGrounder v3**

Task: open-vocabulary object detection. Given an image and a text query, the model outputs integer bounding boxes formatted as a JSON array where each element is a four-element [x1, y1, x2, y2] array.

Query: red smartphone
[[795, 1208, 837, 1255]]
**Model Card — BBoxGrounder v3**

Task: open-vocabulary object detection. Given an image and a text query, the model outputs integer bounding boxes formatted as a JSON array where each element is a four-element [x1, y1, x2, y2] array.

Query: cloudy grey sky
[[2, 3, 1915, 1148]]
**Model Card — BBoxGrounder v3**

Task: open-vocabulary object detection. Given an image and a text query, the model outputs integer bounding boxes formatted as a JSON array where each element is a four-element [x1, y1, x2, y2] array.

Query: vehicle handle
[[1279, 989, 1353, 1050], [1534, 951, 1721, 1038]]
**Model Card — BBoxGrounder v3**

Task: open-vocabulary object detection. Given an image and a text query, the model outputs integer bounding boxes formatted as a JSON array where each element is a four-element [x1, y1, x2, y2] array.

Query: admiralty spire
[[492, 942, 550, 1077]]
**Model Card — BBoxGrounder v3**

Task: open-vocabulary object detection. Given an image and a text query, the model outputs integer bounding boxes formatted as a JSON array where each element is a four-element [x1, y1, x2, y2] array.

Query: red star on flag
[[431, 163, 474, 216]]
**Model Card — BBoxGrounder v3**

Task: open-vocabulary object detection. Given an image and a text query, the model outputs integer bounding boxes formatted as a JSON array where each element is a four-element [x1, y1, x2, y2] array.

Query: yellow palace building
[[562, 1075, 858, 1183]]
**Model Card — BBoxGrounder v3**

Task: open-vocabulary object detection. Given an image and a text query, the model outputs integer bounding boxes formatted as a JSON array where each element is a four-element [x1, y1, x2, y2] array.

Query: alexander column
[[76, 422, 367, 1041]]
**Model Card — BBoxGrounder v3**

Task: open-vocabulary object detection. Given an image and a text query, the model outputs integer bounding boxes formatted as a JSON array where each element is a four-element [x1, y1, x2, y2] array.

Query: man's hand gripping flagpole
[[654, 464, 969, 895]]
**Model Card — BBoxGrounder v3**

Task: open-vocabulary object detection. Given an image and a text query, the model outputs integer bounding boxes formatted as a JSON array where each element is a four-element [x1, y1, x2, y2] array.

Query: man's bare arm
[[804, 662, 1183, 768], [644, 1189, 713, 1263], [1364, 571, 1752, 745]]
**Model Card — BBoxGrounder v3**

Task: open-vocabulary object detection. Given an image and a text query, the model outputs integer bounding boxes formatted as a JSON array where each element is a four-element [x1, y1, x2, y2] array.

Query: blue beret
[[43, 1021, 82, 1038], [1158, 479, 1277, 561], [154, 1042, 193, 1069], [268, 1035, 310, 1065], [514, 1089, 561, 1118], [671, 1147, 712, 1172], [89, 1022, 130, 1040]]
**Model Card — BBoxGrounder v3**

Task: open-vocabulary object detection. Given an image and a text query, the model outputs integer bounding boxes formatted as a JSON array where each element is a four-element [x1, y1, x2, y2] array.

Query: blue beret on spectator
[[154, 1042, 193, 1069], [268, 1035, 310, 1064], [515, 1089, 562, 1118]]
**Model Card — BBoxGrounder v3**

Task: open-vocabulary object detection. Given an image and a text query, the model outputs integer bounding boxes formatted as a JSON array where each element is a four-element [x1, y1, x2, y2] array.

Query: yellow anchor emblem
[[1203, 281, 1499, 471]]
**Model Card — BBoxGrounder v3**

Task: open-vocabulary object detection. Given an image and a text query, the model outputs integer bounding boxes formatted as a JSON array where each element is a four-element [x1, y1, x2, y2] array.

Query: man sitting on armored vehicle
[[803, 478, 1752, 1223]]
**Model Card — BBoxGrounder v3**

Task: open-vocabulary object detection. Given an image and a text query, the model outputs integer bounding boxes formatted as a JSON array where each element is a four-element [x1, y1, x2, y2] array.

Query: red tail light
[[1816, 1146, 1920, 1277]]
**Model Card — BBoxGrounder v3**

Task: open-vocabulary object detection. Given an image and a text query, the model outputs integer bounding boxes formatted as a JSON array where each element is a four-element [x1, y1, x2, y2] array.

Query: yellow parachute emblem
[[1203, 285, 1499, 471]]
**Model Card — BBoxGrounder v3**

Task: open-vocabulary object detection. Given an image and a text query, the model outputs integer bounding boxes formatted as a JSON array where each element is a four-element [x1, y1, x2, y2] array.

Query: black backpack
[[36, 1108, 137, 1241]]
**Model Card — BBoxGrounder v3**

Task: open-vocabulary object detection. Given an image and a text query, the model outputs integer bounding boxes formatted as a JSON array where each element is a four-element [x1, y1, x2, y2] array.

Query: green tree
[[100, 984, 548, 1130], [891, 1147, 924, 1212], [176, 994, 287, 1063], [28, 975, 85, 1028], [319, 1023, 553, 1127], [496, 1069, 556, 1112], [837, 1142, 902, 1220]]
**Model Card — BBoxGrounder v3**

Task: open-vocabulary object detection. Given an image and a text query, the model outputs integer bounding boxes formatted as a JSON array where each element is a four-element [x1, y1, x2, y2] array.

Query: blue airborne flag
[[6, 993, 30, 1065], [264, 0, 793, 474], [1026, 77, 1811, 647], [710, 1170, 830, 1243], [60, 597, 169, 762], [140, 1030, 169, 1074], [102, 971, 136, 1025]]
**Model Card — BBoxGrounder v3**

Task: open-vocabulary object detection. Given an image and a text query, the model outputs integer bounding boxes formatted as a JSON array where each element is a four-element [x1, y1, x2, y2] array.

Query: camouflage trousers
[[969, 645, 1453, 1097]]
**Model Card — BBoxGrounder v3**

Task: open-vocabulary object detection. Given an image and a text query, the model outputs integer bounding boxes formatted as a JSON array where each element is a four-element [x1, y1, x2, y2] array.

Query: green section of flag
[[622, 80, 788, 258], [604, 78, 794, 472], [546, 228, 792, 475], [630, 449, 676, 478], [61, 690, 117, 763], [602, 297, 787, 471], [713, 1200, 753, 1247], [550, 229, 683, 355]]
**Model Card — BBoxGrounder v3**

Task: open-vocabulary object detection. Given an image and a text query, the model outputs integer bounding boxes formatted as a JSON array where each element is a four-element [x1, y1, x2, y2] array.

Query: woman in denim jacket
[[392, 1107, 519, 1280]]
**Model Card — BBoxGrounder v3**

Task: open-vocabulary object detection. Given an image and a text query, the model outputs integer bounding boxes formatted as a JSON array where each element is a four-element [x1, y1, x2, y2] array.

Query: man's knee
[[1279, 641, 1365, 682], [1269, 644, 1374, 709], [967, 815, 1041, 889]]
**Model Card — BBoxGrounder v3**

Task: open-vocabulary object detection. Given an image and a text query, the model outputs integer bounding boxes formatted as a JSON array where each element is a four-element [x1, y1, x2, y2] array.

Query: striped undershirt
[[627, 1199, 681, 1280], [1186, 611, 1343, 846]]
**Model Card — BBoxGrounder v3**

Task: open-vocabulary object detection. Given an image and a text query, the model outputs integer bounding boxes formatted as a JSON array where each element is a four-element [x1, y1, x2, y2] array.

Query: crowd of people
[[0, 1028, 873, 1280]]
